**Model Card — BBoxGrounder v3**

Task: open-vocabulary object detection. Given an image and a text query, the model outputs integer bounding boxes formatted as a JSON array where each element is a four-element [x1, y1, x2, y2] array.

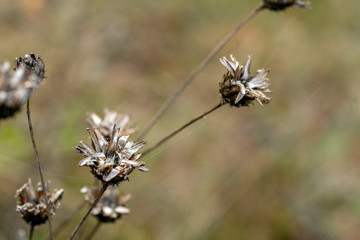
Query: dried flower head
[[75, 126, 149, 185], [219, 55, 271, 107], [0, 61, 42, 119], [81, 185, 131, 222], [15, 53, 46, 80], [263, 0, 312, 11], [87, 109, 137, 139], [15, 178, 64, 226]]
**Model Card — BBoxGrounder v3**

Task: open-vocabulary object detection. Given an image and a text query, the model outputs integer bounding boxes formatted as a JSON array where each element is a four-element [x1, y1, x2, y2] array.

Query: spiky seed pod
[[15, 179, 64, 226], [15, 53, 46, 80], [219, 55, 271, 107], [263, 0, 312, 11], [0, 61, 42, 119], [81, 185, 131, 222], [74, 126, 149, 185], [87, 109, 137, 139]]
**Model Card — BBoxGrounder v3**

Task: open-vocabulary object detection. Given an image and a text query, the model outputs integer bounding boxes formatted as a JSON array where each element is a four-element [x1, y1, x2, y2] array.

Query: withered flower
[[0, 61, 42, 119], [263, 0, 312, 11], [87, 109, 136, 139], [219, 55, 271, 107], [74, 126, 149, 185], [15, 53, 46, 80], [15, 178, 64, 226], [81, 185, 131, 222]]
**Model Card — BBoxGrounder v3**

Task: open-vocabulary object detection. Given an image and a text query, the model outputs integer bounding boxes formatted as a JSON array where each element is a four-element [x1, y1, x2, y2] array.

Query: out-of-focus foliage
[[1, 0, 360, 239]]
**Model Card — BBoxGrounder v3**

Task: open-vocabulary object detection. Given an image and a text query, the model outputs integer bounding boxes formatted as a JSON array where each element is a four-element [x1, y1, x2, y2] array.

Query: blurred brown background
[[1, 0, 360, 239]]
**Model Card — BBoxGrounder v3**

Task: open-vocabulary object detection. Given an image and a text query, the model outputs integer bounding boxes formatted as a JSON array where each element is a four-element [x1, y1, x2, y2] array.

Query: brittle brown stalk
[[26, 100, 53, 240], [137, 2, 265, 141], [43, 201, 86, 240], [142, 101, 226, 157], [68, 183, 109, 240]]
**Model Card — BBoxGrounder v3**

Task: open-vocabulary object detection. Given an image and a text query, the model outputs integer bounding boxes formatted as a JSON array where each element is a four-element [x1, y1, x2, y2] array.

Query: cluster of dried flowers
[[0, 53, 45, 119], [81, 185, 131, 222], [15, 179, 64, 226], [9, 0, 313, 238]]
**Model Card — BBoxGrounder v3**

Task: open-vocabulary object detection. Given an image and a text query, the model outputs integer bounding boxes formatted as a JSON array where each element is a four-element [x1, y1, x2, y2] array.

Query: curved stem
[[26, 100, 53, 240], [142, 101, 226, 156], [137, 2, 265, 141], [84, 221, 102, 240], [68, 183, 108, 240]]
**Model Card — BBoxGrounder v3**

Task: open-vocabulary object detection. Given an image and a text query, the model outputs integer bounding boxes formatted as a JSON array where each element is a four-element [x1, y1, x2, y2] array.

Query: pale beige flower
[[15, 179, 64, 226], [263, 0, 312, 11], [87, 109, 136, 138], [219, 55, 271, 107], [74, 126, 148, 185], [81, 185, 131, 222]]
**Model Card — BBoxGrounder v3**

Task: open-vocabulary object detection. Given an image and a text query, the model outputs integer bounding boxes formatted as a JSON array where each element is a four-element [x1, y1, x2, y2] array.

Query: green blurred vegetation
[[1, 0, 360, 239]]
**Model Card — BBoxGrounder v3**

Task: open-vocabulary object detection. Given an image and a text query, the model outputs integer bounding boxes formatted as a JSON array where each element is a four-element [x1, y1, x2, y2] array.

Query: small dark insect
[[263, 0, 296, 11]]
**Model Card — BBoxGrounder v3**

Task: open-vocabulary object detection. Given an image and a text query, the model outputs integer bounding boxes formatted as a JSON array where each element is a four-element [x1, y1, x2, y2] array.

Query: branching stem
[[137, 2, 265, 140]]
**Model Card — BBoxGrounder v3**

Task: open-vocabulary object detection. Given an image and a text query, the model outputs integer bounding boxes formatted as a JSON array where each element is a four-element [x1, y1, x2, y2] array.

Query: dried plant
[[5, 1, 315, 239], [143, 55, 272, 156], [75, 126, 149, 185], [15, 53, 46, 80], [219, 55, 271, 107], [81, 185, 131, 222], [0, 62, 41, 119], [87, 109, 137, 139], [263, 0, 312, 11], [15, 179, 64, 226]]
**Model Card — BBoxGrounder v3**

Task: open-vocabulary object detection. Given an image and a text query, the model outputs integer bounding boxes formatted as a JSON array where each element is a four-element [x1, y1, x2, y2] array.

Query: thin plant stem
[[43, 201, 86, 240], [68, 183, 109, 240], [137, 2, 265, 141], [26, 100, 53, 240], [142, 101, 227, 156], [29, 225, 34, 240], [84, 221, 102, 240]]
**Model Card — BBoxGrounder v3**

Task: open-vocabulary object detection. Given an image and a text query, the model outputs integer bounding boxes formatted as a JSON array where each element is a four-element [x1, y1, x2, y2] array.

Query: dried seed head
[[74, 126, 149, 185], [15, 179, 64, 226], [219, 55, 271, 107], [15, 53, 46, 80], [81, 185, 131, 222], [0, 61, 42, 119], [87, 109, 137, 139], [263, 0, 312, 11]]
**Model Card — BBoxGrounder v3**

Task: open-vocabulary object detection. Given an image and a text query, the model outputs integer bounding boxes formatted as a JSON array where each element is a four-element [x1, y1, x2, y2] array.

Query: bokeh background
[[1, 0, 360, 239]]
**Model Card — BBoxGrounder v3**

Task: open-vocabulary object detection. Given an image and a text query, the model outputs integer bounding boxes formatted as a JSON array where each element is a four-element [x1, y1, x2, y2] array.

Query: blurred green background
[[1, 0, 360, 239]]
